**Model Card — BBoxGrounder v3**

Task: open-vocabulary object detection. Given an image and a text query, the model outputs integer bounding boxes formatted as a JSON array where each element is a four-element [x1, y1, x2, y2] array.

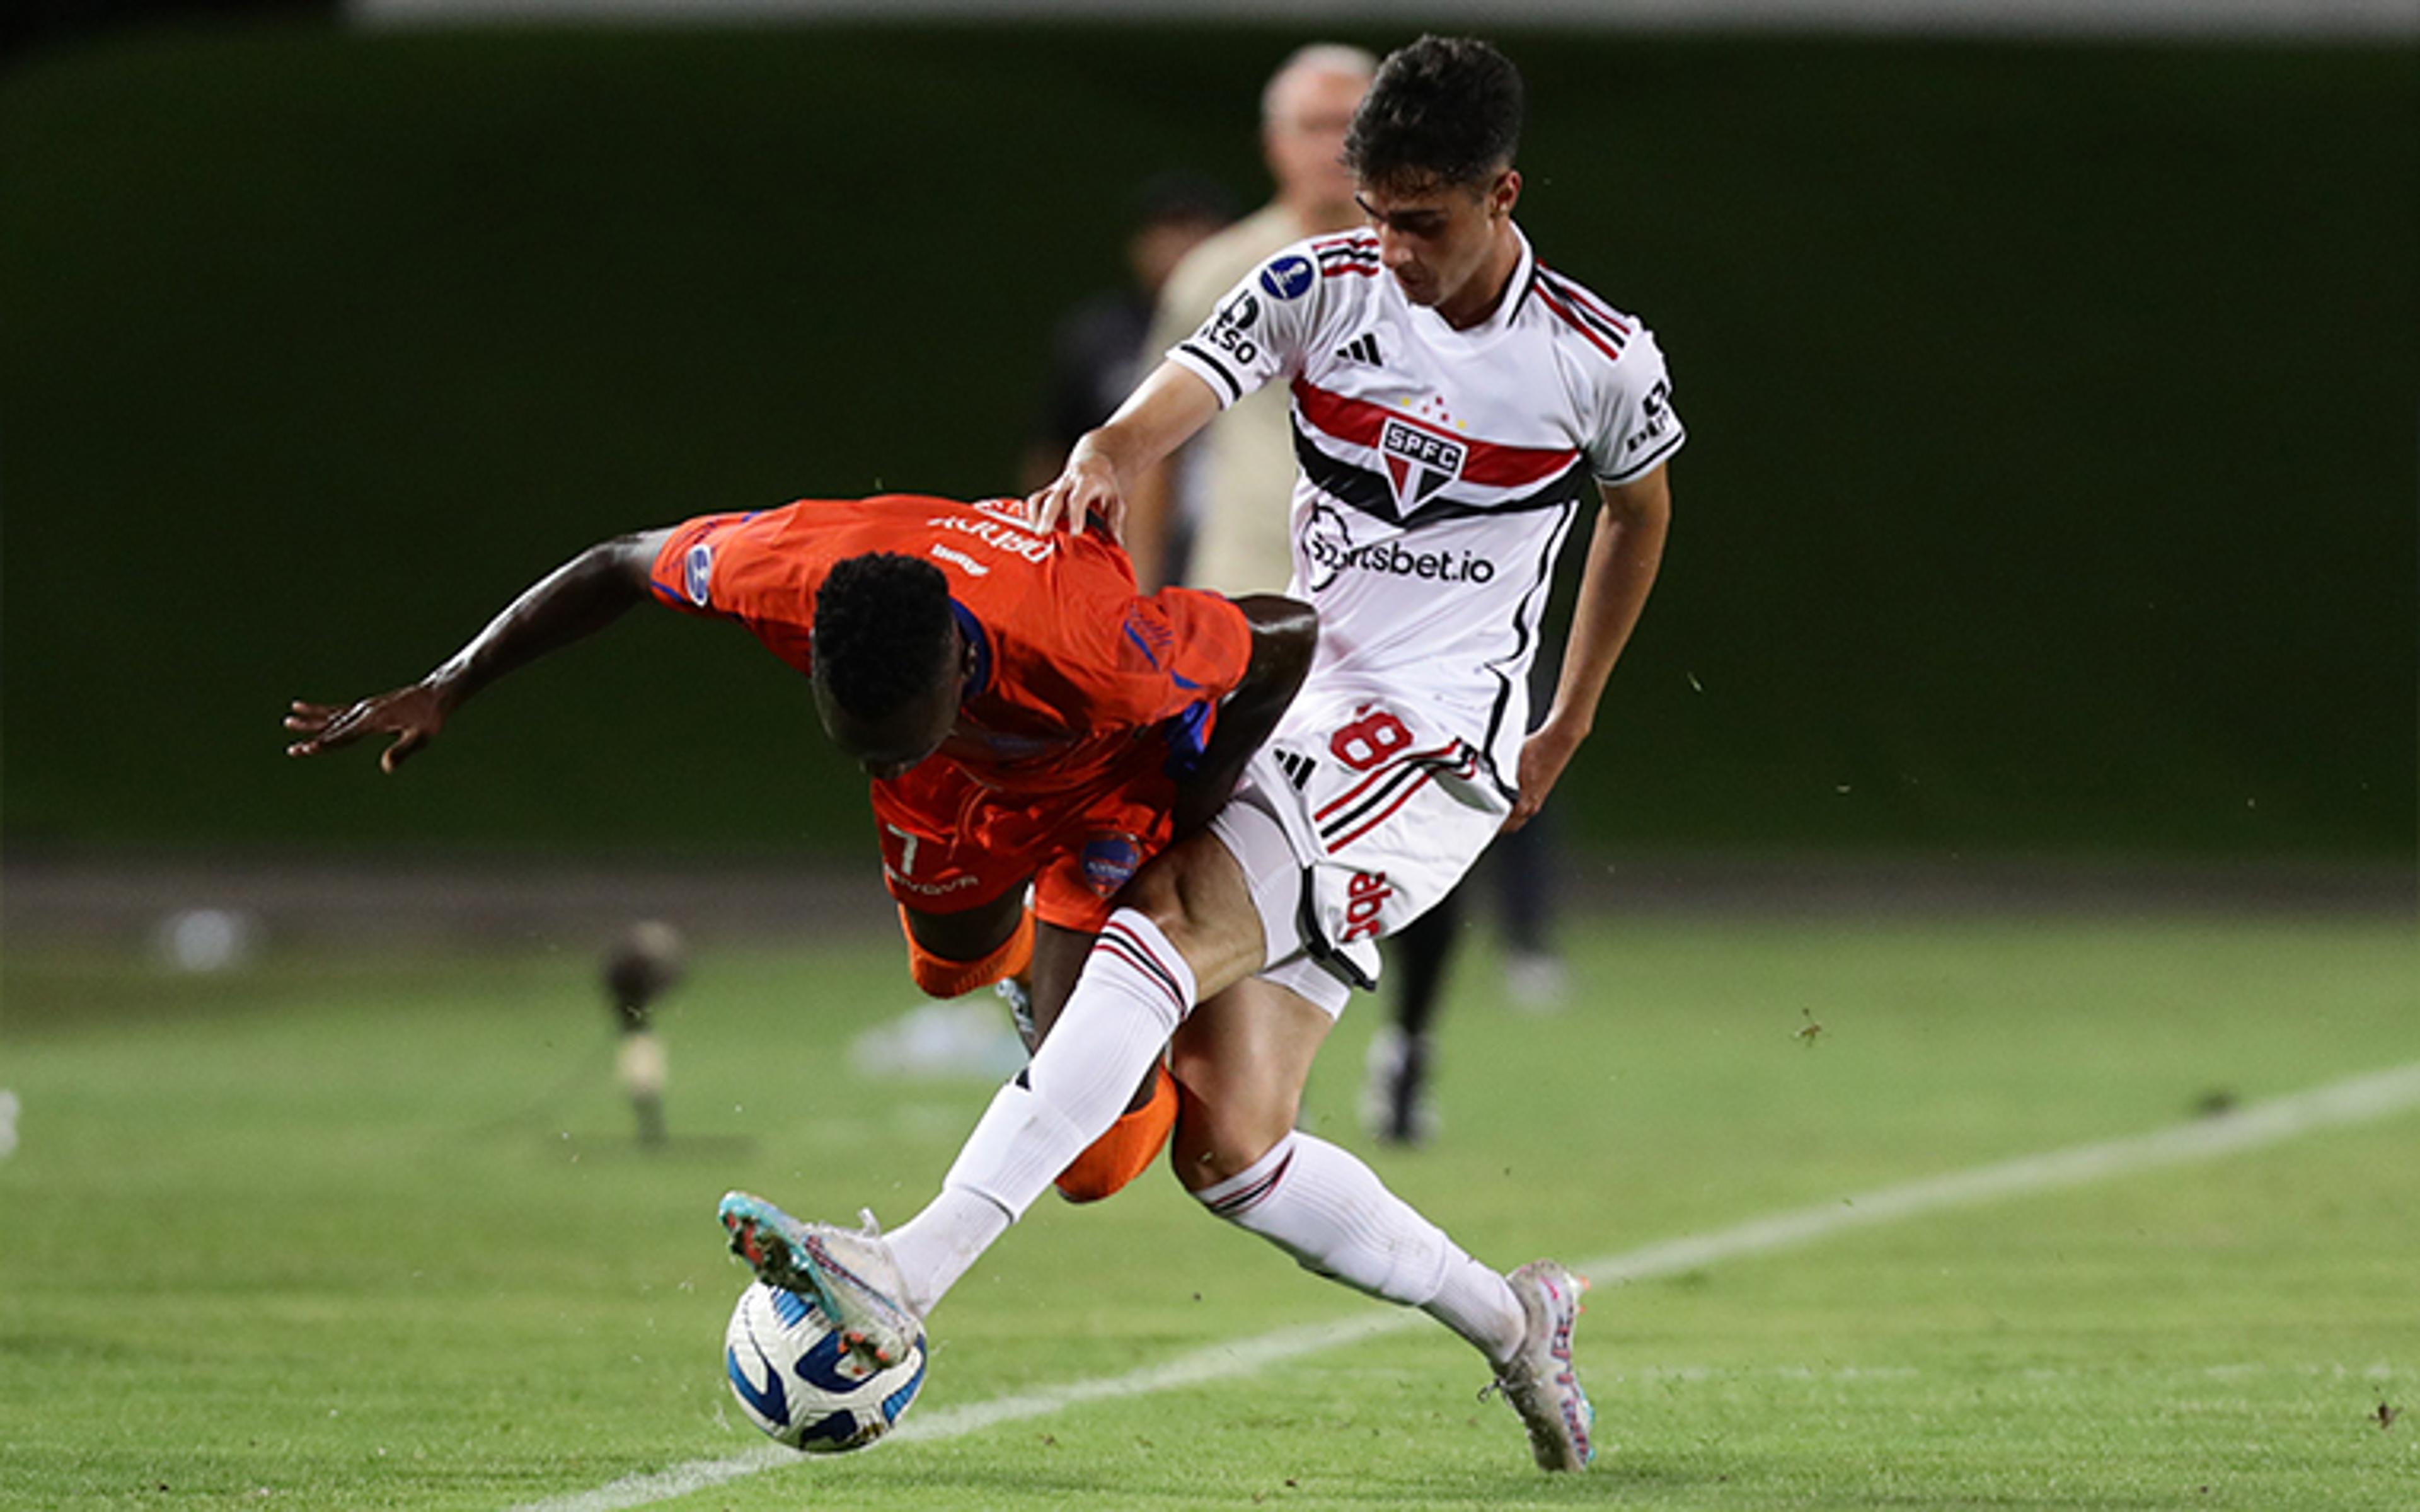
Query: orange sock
[[1054, 1063, 1177, 1203], [899, 905, 1033, 999]]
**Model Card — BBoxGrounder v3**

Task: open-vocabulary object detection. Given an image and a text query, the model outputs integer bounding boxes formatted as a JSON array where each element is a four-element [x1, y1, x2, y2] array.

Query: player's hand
[[284, 684, 451, 774], [1503, 722, 1586, 832], [1025, 447, 1127, 541]]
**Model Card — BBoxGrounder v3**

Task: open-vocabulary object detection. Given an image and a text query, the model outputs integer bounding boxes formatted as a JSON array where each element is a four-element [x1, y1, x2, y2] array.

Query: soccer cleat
[[718, 1191, 921, 1370], [1490, 1260, 1596, 1471], [1359, 1026, 1439, 1147]]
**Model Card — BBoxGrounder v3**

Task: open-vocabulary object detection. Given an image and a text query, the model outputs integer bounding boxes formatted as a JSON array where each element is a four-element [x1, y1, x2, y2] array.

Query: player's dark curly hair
[[1343, 35, 1524, 192], [812, 553, 955, 719]]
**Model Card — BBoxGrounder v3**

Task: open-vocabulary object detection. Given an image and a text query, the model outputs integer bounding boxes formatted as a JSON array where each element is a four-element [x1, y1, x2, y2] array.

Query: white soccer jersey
[[1167, 225, 1683, 784]]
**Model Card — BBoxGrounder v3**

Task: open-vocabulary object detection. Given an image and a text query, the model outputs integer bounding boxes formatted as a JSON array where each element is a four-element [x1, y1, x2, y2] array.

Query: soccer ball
[[722, 1280, 928, 1452]]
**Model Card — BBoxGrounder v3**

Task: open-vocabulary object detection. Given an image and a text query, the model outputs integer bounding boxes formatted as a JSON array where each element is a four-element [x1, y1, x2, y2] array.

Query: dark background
[[4, 18, 2413, 862]]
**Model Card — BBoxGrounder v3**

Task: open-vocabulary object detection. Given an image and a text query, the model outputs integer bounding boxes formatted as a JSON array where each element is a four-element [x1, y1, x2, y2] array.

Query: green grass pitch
[[3, 911, 2415, 1509]]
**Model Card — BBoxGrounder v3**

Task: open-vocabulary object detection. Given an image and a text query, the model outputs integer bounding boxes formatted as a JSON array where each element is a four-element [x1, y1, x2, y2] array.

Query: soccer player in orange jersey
[[285, 493, 1315, 1197]]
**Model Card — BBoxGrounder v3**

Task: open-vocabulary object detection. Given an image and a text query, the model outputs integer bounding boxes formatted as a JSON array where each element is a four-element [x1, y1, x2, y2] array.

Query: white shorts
[[1208, 688, 1512, 1016]]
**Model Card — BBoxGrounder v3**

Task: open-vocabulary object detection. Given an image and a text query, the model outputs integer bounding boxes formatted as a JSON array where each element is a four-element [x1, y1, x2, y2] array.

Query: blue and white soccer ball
[[722, 1280, 928, 1452]]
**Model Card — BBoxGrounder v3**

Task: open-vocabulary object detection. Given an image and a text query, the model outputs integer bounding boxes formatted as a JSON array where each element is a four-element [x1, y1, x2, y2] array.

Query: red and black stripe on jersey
[[1326, 248, 1384, 280], [1314, 235, 1381, 278], [1286, 377, 1594, 527], [1531, 266, 1632, 363]]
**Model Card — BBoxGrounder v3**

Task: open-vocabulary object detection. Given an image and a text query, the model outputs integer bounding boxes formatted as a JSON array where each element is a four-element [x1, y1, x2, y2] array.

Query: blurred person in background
[[1129, 41, 1569, 1150], [1022, 175, 1235, 495], [1124, 43, 1376, 595]]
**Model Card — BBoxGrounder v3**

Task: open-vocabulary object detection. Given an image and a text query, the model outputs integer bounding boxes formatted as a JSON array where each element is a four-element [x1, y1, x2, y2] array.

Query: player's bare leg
[[1170, 974, 1594, 1470], [1166, 978, 1328, 1188], [900, 891, 1029, 990], [864, 831, 1270, 1314]]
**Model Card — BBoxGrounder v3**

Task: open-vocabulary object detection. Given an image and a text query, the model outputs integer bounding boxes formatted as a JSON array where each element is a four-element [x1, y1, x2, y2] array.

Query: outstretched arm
[[1507, 466, 1672, 831], [1027, 361, 1222, 541], [284, 529, 672, 772], [1170, 594, 1318, 838]]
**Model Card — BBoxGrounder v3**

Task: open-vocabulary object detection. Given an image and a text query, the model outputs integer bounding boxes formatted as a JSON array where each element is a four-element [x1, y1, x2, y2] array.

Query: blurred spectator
[[1127, 43, 1375, 593], [1021, 174, 1234, 495]]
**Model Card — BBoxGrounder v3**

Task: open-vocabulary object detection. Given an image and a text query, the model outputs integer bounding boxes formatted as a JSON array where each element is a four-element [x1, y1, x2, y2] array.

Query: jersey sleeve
[[645, 514, 739, 617], [1583, 326, 1687, 485], [1136, 585, 1255, 716], [643, 508, 816, 672], [1037, 545, 1255, 749], [1164, 246, 1332, 410]]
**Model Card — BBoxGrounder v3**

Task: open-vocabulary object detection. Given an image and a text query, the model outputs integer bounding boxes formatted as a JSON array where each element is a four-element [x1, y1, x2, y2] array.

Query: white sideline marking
[[509, 1060, 2420, 1512]]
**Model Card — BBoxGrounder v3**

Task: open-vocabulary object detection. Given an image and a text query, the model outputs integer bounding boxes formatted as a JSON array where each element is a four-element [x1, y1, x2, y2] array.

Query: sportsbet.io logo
[[1305, 536, 1497, 585], [1379, 418, 1466, 512], [1298, 500, 1497, 591]]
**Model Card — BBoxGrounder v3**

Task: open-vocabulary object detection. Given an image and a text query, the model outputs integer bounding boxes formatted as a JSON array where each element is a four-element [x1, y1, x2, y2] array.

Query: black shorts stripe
[[1315, 742, 1484, 850], [1294, 866, 1379, 991], [1315, 758, 1432, 845]]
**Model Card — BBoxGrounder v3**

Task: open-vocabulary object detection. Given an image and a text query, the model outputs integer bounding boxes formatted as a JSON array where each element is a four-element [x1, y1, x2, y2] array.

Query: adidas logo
[[1332, 333, 1383, 366], [1273, 749, 1318, 791]]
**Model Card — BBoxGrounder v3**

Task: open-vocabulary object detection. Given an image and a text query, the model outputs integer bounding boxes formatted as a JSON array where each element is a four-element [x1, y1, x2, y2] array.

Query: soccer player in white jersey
[[720, 35, 1678, 1473]]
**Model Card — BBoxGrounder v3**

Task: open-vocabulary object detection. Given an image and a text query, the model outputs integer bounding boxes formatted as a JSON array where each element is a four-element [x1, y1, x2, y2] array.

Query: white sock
[[886, 911, 1197, 1310], [882, 1187, 1008, 1317], [1196, 1130, 1525, 1364]]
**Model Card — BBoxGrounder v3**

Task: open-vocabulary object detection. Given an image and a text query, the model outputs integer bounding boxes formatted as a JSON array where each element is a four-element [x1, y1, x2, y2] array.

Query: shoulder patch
[[683, 542, 714, 606], [1259, 255, 1315, 301]]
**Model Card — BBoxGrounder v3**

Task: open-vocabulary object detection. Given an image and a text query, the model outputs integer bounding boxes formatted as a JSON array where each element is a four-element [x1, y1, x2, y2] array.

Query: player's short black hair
[[812, 553, 955, 720], [1343, 35, 1524, 193]]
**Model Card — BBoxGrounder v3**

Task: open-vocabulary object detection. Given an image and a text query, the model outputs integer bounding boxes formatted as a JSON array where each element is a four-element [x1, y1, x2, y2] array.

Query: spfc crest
[[1378, 418, 1466, 513]]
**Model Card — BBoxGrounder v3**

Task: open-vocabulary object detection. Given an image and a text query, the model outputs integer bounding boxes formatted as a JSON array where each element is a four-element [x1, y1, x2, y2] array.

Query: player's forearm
[[1540, 486, 1669, 742], [1172, 595, 1318, 837], [423, 533, 660, 711], [1081, 364, 1222, 489]]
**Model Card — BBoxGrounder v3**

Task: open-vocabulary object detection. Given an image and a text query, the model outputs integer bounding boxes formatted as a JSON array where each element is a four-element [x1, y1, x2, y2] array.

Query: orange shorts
[[870, 756, 1178, 933]]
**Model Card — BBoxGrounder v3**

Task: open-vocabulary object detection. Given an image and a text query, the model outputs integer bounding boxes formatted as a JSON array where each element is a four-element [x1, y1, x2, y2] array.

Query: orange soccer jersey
[[647, 495, 1254, 929]]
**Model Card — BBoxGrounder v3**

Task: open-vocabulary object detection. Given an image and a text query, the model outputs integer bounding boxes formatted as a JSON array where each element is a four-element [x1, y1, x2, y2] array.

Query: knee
[[1112, 859, 1190, 941], [1168, 1078, 1297, 1194]]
